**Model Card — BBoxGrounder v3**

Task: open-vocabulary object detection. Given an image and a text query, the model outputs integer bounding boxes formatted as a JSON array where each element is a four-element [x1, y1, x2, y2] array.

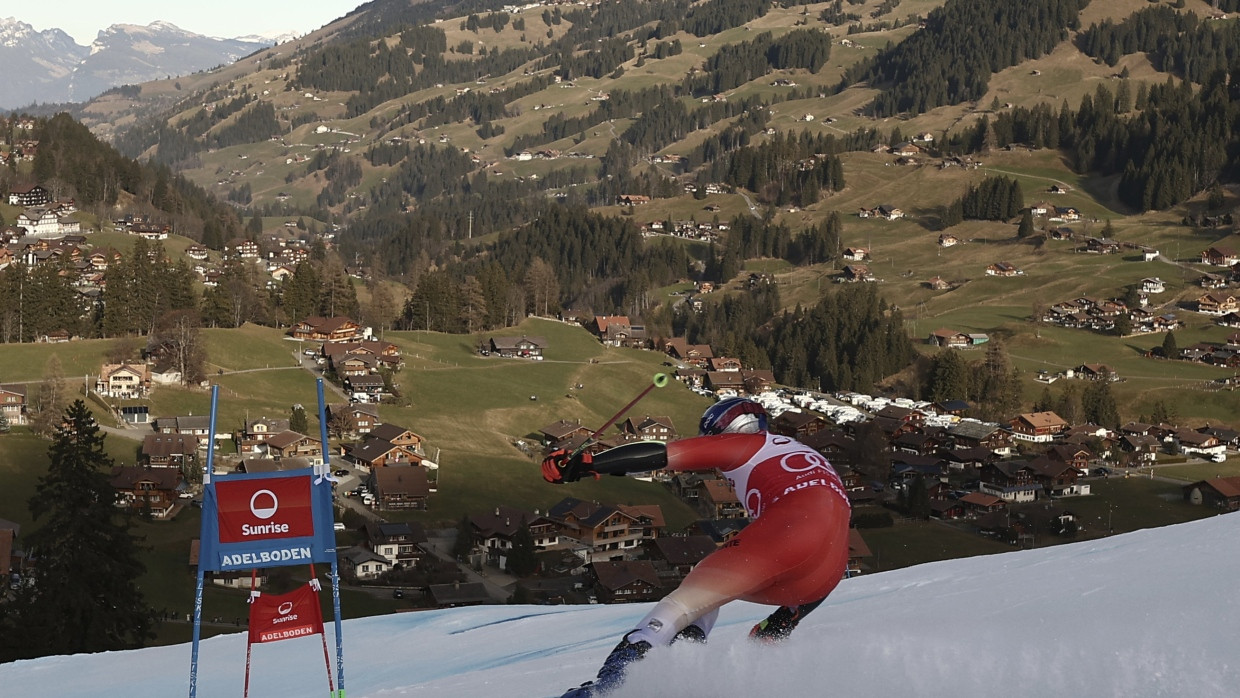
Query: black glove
[[541, 448, 593, 484]]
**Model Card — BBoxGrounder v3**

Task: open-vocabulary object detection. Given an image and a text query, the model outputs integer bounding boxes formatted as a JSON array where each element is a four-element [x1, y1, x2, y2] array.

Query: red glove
[[541, 448, 593, 483]]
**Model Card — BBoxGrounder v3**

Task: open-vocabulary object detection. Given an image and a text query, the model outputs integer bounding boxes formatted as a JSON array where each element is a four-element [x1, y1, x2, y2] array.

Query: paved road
[[424, 529, 516, 603]]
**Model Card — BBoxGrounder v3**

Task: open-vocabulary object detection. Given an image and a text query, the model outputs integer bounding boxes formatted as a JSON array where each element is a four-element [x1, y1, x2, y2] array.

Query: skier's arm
[[664, 432, 765, 472], [542, 441, 668, 483]]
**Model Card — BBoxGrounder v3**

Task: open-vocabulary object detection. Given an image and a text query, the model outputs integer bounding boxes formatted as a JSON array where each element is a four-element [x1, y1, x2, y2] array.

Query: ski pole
[[568, 372, 669, 460]]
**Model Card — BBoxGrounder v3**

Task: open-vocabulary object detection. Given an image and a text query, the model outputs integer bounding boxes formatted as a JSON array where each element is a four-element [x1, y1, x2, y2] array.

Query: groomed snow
[[2, 514, 1238, 697]]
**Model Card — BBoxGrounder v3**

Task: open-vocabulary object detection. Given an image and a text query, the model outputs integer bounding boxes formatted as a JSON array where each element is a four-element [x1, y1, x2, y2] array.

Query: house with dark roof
[[364, 520, 428, 566], [1183, 476, 1240, 510], [662, 338, 714, 368], [646, 536, 717, 578], [1028, 457, 1085, 497], [591, 315, 647, 348], [243, 417, 290, 443], [326, 403, 379, 436], [617, 415, 678, 443], [589, 560, 663, 603], [1010, 412, 1068, 442], [0, 384, 28, 426], [110, 466, 185, 518], [539, 419, 593, 448], [291, 316, 362, 343], [545, 497, 663, 562], [141, 433, 200, 467], [337, 545, 393, 581], [471, 505, 561, 568], [429, 581, 492, 607], [487, 335, 546, 359], [928, 328, 970, 348], [958, 491, 1006, 516], [369, 466, 432, 510], [979, 460, 1042, 503], [695, 478, 743, 519], [261, 430, 321, 463], [769, 410, 828, 440]]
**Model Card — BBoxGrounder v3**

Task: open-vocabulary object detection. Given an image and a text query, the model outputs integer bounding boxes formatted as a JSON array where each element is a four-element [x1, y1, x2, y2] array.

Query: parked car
[[333, 522, 346, 532], [334, 469, 349, 477]]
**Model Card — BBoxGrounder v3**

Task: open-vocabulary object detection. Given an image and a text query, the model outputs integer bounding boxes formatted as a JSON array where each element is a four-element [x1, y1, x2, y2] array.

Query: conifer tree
[[0, 400, 156, 661], [1161, 331, 1178, 358], [1017, 208, 1035, 238], [290, 404, 309, 435], [507, 525, 538, 577]]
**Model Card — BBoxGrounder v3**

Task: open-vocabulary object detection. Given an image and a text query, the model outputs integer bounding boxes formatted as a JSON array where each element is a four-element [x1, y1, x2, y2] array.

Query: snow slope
[[3, 514, 1238, 697]]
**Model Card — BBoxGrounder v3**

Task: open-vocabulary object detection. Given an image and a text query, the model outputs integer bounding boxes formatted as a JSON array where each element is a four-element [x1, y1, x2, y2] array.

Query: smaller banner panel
[[248, 582, 325, 644]]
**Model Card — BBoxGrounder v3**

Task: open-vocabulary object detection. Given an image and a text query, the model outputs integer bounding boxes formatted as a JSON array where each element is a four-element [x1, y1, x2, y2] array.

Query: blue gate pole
[[189, 385, 220, 697], [317, 379, 346, 697]]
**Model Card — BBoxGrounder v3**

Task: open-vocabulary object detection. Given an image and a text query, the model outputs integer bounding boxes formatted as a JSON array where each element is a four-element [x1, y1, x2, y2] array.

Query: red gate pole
[[310, 564, 336, 697], [243, 569, 258, 698]]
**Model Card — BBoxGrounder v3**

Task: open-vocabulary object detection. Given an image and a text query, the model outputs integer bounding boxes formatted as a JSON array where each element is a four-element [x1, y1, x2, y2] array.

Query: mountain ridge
[[0, 17, 272, 110]]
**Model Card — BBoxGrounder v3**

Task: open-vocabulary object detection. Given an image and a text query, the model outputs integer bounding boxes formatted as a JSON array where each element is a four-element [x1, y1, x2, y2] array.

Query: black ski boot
[[560, 632, 651, 697], [749, 599, 825, 642]]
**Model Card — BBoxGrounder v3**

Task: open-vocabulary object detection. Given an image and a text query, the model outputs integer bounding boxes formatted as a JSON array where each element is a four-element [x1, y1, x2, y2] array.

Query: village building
[[291, 316, 363, 343], [96, 363, 151, 399], [0, 384, 28, 426], [1183, 476, 1240, 510], [1009, 412, 1069, 442], [110, 466, 185, 518], [486, 335, 547, 359]]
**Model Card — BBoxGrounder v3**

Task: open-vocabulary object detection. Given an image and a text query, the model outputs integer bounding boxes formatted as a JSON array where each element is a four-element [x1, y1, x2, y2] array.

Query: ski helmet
[[699, 397, 768, 436]]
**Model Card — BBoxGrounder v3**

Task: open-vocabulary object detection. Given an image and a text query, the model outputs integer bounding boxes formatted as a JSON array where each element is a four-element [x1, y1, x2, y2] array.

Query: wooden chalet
[[1010, 411, 1068, 443], [96, 362, 151, 399], [261, 430, 321, 462], [769, 410, 829, 440], [847, 529, 873, 576], [338, 546, 393, 581], [979, 460, 1042, 502], [0, 384, 28, 426], [589, 560, 663, 603], [363, 520, 427, 566], [326, 402, 379, 436], [928, 328, 970, 348], [7, 184, 50, 207], [539, 419, 593, 448], [545, 497, 662, 562], [1183, 476, 1240, 511], [1198, 293, 1239, 316], [110, 466, 184, 518], [369, 466, 432, 510], [1201, 246, 1240, 267], [1028, 457, 1083, 497], [429, 581, 492, 608], [591, 315, 647, 348], [646, 535, 717, 579], [663, 338, 714, 368], [141, 433, 199, 467], [243, 417, 290, 443], [618, 415, 678, 443], [291, 316, 362, 343], [487, 335, 546, 358], [471, 505, 560, 567], [958, 491, 1006, 516], [695, 478, 743, 519]]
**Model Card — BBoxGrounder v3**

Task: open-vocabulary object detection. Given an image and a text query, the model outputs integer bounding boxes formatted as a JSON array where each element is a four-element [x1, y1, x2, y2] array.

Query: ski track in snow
[[2, 515, 1239, 697]]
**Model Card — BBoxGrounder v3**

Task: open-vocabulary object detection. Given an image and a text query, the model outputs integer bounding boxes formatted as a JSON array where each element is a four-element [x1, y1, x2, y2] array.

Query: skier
[[542, 397, 852, 697]]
